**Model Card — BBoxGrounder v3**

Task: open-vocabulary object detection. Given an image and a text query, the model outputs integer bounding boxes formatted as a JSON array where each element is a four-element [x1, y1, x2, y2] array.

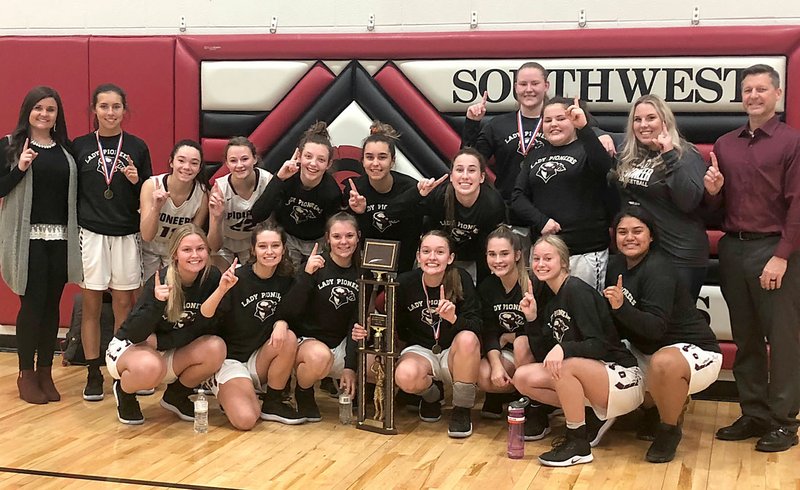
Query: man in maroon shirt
[[704, 64, 800, 453]]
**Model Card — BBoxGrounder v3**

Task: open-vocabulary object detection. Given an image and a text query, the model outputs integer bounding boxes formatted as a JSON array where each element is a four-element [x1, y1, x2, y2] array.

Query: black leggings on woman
[[16, 239, 67, 370]]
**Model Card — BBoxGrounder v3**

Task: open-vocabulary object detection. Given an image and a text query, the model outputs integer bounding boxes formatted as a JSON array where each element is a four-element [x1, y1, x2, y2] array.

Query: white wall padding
[[201, 61, 315, 111], [697, 285, 732, 341]]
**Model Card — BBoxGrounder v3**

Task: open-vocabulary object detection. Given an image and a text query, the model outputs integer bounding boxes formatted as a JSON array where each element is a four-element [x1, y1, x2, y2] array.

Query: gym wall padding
[[2, 25, 800, 336]]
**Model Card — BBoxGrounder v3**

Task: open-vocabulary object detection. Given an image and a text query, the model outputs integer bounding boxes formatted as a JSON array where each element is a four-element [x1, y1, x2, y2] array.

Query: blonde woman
[[105, 224, 226, 425]]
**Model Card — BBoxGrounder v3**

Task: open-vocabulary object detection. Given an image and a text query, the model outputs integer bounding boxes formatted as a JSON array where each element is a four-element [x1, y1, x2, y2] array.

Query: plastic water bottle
[[194, 389, 208, 433], [339, 393, 353, 425], [507, 398, 528, 459]]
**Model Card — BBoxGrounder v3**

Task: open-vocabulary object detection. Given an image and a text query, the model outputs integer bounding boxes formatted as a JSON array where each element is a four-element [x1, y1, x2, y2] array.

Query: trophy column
[[356, 272, 398, 435]]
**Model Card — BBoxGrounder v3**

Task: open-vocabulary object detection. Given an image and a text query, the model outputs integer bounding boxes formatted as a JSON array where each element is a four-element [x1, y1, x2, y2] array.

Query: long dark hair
[[169, 139, 210, 190], [90, 83, 127, 130], [420, 230, 464, 303], [6, 86, 70, 167], [444, 147, 487, 225], [250, 220, 295, 277]]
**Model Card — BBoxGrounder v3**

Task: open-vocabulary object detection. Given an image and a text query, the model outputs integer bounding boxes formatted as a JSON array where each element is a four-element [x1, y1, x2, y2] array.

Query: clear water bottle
[[339, 393, 353, 425], [194, 389, 208, 433], [507, 398, 529, 459]]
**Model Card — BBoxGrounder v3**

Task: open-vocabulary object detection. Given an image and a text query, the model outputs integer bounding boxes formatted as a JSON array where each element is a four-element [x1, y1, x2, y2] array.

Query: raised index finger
[[292, 148, 301, 161], [23, 138, 29, 152], [348, 178, 358, 195], [439, 285, 445, 302], [310, 242, 319, 257], [433, 174, 449, 187], [573, 96, 579, 108], [616, 274, 623, 289], [709, 151, 719, 170], [155, 267, 162, 287], [481, 90, 488, 105], [229, 257, 239, 272]]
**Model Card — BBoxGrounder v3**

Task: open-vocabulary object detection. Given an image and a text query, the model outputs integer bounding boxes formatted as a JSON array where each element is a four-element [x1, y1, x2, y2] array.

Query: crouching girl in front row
[[513, 235, 644, 467], [106, 224, 226, 425]]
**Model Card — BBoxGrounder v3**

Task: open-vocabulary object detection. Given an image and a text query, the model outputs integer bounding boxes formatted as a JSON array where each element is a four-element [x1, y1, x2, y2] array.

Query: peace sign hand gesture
[[602, 274, 624, 310], [277, 148, 301, 181], [565, 96, 588, 129], [18, 138, 38, 172], [466, 91, 489, 122], [347, 178, 367, 214]]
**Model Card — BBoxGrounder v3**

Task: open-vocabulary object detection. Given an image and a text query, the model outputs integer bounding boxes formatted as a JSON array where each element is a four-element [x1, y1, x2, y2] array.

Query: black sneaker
[[585, 407, 616, 447], [395, 389, 422, 413], [261, 399, 307, 425], [480, 393, 504, 419], [419, 398, 442, 422], [637, 406, 660, 441], [524, 404, 551, 441], [113, 380, 144, 425], [83, 369, 104, 401], [295, 386, 322, 422], [160, 381, 195, 422], [320, 377, 339, 398], [646, 423, 683, 463], [538, 427, 593, 467], [419, 380, 444, 422], [448, 406, 473, 438]]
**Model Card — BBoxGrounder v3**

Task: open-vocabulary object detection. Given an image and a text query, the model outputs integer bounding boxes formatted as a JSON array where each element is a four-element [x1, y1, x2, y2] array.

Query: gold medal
[[104, 188, 114, 199], [431, 343, 442, 355]]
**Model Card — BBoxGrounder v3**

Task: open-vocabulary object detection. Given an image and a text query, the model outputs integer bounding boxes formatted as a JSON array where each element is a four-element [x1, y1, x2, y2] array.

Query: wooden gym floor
[[0, 352, 797, 490]]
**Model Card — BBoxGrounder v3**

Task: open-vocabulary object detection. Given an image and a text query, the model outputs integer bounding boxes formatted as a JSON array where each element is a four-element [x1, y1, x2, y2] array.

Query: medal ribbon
[[95, 131, 124, 188], [517, 110, 542, 157], [421, 275, 442, 345]]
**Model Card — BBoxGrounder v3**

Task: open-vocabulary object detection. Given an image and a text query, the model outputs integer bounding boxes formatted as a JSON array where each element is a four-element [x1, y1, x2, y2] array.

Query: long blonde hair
[[617, 94, 697, 183], [164, 224, 211, 323]]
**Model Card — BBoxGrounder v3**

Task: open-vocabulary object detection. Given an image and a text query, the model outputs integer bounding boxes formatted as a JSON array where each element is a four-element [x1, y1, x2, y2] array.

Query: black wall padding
[[260, 62, 450, 178], [593, 114, 750, 143], [260, 63, 355, 173], [354, 65, 450, 178], [443, 112, 752, 144], [202, 111, 269, 138]]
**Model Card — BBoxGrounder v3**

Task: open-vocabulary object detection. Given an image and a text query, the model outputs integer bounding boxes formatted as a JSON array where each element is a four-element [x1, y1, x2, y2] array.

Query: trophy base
[[357, 418, 398, 435]]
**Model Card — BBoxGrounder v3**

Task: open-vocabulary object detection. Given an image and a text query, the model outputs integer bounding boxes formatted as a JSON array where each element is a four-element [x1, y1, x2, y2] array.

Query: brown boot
[[36, 366, 61, 402], [17, 370, 48, 404]]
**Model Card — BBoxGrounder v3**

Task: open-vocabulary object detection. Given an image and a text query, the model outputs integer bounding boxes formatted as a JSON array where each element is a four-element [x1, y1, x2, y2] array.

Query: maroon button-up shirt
[[710, 115, 800, 259]]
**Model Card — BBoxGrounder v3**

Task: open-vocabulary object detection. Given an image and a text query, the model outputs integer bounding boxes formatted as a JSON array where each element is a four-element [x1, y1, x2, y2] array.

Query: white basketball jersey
[[142, 173, 206, 256], [216, 167, 273, 242]]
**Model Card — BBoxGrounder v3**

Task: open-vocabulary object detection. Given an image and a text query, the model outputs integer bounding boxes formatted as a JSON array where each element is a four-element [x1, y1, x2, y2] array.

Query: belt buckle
[[736, 231, 747, 240]]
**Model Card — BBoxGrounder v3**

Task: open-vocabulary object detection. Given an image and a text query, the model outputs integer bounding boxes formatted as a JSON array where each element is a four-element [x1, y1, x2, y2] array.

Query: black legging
[[16, 239, 67, 370]]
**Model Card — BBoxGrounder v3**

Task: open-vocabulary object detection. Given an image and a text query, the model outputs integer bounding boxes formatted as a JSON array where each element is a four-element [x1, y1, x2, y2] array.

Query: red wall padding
[[88, 37, 176, 175], [0, 37, 90, 143]]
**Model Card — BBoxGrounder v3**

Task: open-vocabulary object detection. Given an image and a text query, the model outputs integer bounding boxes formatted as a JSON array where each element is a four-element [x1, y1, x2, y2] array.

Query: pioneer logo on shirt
[[254, 298, 278, 321], [372, 211, 399, 232], [440, 220, 479, 244], [532, 155, 577, 183], [548, 308, 572, 342], [329, 285, 356, 309], [498, 311, 525, 332], [287, 197, 322, 224], [84, 149, 131, 176], [503, 132, 545, 156]]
